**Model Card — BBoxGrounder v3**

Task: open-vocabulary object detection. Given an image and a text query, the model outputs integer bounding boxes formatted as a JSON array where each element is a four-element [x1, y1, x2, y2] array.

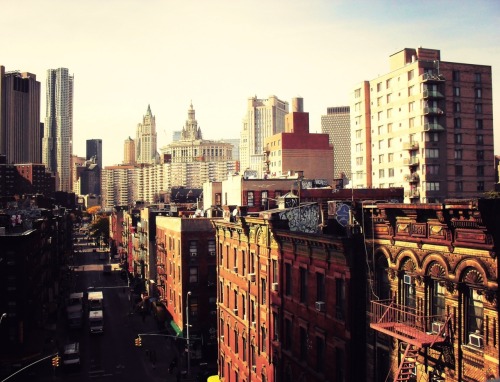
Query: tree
[[90, 215, 110, 245], [87, 205, 102, 216]]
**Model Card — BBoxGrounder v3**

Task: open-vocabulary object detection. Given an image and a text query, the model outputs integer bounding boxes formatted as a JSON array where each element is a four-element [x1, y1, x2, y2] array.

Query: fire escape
[[370, 300, 452, 382]]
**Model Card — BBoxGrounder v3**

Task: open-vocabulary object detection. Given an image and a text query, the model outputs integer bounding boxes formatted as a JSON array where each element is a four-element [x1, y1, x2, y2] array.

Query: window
[[403, 272, 416, 308], [242, 337, 247, 362], [455, 181, 463, 192], [408, 101, 415, 112], [356, 157, 363, 165], [425, 132, 439, 142], [425, 148, 439, 158], [284, 318, 292, 350], [465, 286, 484, 338], [377, 96, 383, 106], [386, 78, 392, 89], [355, 143, 363, 153], [377, 82, 382, 92], [261, 278, 266, 304], [388, 138, 393, 148], [477, 150, 484, 160], [475, 88, 482, 99], [379, 169, 385, 178], [454, 117, 461, 129], [378, 140, 384, 149], [388, 153, 394, 163], [377, 111, 383, 121], [388, 168, 395, 177], [379, 154, 384, 164], [475, 73, 481, 83], [477, 135, 484, 145], [477, 181, 485, 192], [261, 326, 267, 353], [189, 240, 197, 257], [454, 134, 462, 144], [387, 108, 392, 118], [452, 70, 460, 82], [316, 337, 325, 373], [454, 102, 461, 112], [354, 88, 361, 98], [189, 267, 198, 283], [272, 259, 278, 283], [477, 165, 484, 176], [455, 165, 463, 176], [408, 70, 414, 81], [316, 273, 325, 302], [299, 327, 307, 360], [285, 263, 292, 296], [386, 93, 392, 103], [426, 182, 440, 191], [455, 149, 462, 160], [475, 103, 483, 113], [247, 191, 254, 207], [355, 129, 362, 139], [208, 240, 216, 256], [431, 279, 445, 317], [387, 123, 393, 133], [300, 268, 307, 304], [378, 125, 384, 135], [335, 278, 345, 320], [261, 190, 268, 207], [453, 86, 460, 96]]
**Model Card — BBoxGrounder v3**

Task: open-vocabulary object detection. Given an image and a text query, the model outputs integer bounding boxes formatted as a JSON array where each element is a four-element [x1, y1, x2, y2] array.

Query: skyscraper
[[135, 105, 157, 165], [321, 106, 351, 181], [240, 95, 288, 177], [86, 139, 102, 169], [0, 66, 41, 164], [42, 68, 74, 192], [351, 47, 494, 202], [123, 136, 136, 165]]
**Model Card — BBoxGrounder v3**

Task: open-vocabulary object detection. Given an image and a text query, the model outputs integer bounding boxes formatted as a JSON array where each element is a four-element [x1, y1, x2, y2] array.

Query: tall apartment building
[[135, 105, 158, 165], [264, 97, 334, 180], [0, 67, 41, 164], [240, 95, 288, 177], [101, 165, 137, 209], [321, 106, 351, 181], [351, 47, 494, 202], [123, 136, 136, 165], [86, 139, 102, 195], [42, 68, 74, 192]]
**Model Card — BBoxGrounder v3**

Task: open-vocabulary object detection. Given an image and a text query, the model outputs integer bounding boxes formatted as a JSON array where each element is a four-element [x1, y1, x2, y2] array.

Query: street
[[4, 226, 184, 382]]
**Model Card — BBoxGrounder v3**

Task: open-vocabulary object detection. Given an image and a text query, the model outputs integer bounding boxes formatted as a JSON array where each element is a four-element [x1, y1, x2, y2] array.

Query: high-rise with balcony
[[240, 95, 288, 177], [42, 68, 74, 192], [321, 106, 351, 181], [350, 47, 494, 202], [0, 66, 41, 164], [135, 105, 157, 165]]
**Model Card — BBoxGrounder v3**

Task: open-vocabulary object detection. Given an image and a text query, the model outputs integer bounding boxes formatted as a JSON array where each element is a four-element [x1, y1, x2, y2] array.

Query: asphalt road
[[7, 227, 185, 382]]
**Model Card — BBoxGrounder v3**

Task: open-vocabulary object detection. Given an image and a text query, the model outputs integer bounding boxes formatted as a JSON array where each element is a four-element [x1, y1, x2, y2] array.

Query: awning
[[207, 376, 220, 382], [170, 320, 183, 336]]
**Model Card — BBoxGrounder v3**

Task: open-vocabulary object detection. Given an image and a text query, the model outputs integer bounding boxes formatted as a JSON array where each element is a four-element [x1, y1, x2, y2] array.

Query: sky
[[2, 0, 500, 167]]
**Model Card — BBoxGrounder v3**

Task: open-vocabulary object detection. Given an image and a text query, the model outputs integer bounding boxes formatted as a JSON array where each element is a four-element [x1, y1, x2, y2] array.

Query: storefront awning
[[207, 376, 220, 382], [170, 320, 183, 337]]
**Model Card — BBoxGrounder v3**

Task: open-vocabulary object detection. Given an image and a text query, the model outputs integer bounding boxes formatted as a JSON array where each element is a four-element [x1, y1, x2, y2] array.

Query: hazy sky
[[2, 0, 499, 166]]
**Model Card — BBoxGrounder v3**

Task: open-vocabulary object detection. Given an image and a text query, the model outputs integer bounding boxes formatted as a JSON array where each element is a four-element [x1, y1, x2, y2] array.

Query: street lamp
[[186, 291, 192, 376], [0, 313, 6, 324]]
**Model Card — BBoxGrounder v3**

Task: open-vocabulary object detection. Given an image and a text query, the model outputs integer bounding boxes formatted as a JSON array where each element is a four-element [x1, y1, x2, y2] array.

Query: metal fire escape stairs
[[370, 300, 453, 382]]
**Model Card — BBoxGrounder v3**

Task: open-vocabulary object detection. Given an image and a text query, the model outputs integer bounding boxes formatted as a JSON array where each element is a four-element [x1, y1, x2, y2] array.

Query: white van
[[89, 310, 103, 334]]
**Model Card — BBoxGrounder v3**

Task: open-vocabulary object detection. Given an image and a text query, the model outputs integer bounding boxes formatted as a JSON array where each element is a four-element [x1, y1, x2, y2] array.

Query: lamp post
[[186, 291, 192, 376]]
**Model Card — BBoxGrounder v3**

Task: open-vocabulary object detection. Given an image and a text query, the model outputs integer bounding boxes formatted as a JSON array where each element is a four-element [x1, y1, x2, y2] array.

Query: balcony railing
[[403, 158, 420, 166], [422, 89, 444, 98], [404, 189, 420, 198], [423, 123, 445, 131], [423, 106, 444, 115], [421, 72, 445, 82], [370, 300, 450, 348], [404, 173, 420, 183], [403, 142, 419, 150]]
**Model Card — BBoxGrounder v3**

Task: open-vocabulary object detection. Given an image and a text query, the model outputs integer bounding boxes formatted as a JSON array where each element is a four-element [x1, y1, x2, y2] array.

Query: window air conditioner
[[219, 335, 224, 340], [431, 321, 445, 336], [271, 282, 278, 292], [468, 333, 484, 348], [233, 308, 238, 315], [251, 321, 256, 328], [403, 274, 413, 285], [248, 273, 256, 282], [233, 267, 238, 273], [252, 365, 257, 372], [315, 301, 326, 312]]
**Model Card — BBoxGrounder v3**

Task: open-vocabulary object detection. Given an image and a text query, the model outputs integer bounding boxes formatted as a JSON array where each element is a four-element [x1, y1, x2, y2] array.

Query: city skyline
[[1, 0, 499, 167]]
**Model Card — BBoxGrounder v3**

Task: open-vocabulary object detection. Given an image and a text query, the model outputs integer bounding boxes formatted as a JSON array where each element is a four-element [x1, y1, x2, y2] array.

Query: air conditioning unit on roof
[[315, 301, 326, 312]]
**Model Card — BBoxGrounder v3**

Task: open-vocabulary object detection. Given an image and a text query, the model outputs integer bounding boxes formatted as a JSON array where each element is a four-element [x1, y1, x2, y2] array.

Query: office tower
[[123, 136, 136, 165], [264, 98, 334, 180], [42, 68, 74, 192], [240, 95, 288, 177], [135, 105, 157, 165], [321, 106, 351, 181], [0, 66, 41, 164], [351, 47, 494, 202], [86, 139, 102, 169]]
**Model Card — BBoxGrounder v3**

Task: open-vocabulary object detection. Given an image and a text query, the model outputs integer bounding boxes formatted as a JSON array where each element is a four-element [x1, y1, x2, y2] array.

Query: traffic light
[[134, 337, 142, 347], [51, 355, 60, 367]]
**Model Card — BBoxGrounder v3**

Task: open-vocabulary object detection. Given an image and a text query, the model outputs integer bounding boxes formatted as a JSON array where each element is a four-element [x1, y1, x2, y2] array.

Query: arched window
[[375, 255, 390, 299]]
